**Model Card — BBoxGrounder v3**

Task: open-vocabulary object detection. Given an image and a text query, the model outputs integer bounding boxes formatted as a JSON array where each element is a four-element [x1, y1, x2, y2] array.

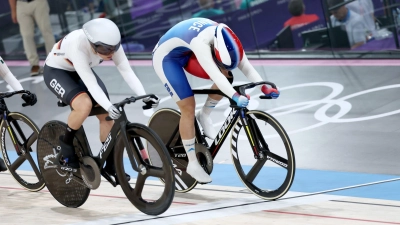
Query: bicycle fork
[[2, 113, 24, 156], [239, 110, 267, 160], [120, 122, 148, 175]]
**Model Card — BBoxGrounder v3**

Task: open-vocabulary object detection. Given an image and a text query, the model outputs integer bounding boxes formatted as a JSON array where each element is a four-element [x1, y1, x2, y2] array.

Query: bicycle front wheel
[[114, 123, 175, 215], [231, 110, 295, 200], [0, 112, 44, 191]]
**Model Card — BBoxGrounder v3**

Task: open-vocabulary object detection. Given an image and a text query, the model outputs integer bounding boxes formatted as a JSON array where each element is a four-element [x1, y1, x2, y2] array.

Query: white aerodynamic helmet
[[82, 18, 121, 55]]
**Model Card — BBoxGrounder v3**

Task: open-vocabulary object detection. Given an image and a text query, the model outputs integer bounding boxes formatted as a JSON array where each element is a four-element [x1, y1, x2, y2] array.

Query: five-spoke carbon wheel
[[0, 112, 44, 191], [231, 110, 295, 200], [114, 123, 175, 215]]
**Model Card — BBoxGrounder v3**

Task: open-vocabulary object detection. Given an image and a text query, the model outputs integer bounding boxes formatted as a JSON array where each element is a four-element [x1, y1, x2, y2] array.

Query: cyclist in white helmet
[[43, 18, 159, 181], [0, 56, 37, 172], [152, 18, 280, 183]]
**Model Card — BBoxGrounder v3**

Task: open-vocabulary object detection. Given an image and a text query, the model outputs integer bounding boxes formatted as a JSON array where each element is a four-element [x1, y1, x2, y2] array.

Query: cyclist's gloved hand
[[261, 85, 280, 99], [232, 93, 249, 108], [108, 105, 121, 119], [21, 93, 37, 107], [142, 96, 160, 108]]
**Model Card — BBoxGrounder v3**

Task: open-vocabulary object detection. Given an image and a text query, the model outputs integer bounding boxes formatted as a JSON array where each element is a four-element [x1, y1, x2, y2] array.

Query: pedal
[[101, 167, 131, 186], [80, 156, 101, 190], [54, 151, 78, 172], [101, 169, 118, 187]]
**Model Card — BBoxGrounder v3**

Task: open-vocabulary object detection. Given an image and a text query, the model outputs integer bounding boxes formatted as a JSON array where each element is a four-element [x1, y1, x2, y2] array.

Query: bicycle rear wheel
[[114, 123, 175, 215], [231, 110, 295, 200], [0, 112, 44, 191], [37, 121, 90, 207], [148, 108, 198, 193]]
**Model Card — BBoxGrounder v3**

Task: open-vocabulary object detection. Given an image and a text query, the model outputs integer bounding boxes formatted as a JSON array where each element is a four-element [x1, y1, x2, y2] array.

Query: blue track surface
[[6, 151, 400, 201]]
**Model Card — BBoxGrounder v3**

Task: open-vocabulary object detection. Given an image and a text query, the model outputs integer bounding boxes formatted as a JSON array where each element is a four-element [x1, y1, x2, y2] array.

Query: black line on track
[[111, 199, 267, 225], [110, 178, 400, 224], [330, 200, 400, 208]]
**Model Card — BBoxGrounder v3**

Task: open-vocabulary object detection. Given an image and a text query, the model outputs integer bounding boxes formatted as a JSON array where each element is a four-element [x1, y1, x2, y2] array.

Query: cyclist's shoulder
[[58, 30, 87, 48], [60, 30, 92, 55], [158, 18, 215, 47], [163, 18, 216, 38]]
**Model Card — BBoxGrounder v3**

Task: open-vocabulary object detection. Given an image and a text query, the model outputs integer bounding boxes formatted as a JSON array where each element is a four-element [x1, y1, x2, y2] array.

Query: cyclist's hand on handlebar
[[261, 85, 280, 99], [143, 95, 160, 108], [21, 93, 37, 107], [232, 93, 249, 108], [108, 105, 121, 119]]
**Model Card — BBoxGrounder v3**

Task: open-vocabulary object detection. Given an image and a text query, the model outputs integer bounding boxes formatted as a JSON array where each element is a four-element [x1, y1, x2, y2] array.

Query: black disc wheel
[[37, 120, 90, 207], [148, 108, 198, 193]]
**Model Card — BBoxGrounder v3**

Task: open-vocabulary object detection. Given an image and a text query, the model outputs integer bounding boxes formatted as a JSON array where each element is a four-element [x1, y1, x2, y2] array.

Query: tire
[[37, 120, 90, 207], [114, 123, 175, 215], [0, 112, 45, 191], [148, 108, 198, 193], [230, 110, 295, 200]]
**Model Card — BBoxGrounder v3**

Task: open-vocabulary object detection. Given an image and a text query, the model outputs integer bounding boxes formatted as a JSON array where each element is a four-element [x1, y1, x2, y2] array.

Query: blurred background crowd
[[1, 0, 399, 66]]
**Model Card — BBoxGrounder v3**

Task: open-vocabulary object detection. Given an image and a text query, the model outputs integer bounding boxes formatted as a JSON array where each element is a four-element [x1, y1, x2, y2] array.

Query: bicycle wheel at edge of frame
[[0, 112, 45, 192], [230, 110, 295, 200], [114, 122, 175, 215]]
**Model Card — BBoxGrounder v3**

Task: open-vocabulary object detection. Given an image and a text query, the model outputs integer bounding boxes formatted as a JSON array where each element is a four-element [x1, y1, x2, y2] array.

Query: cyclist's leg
[[153, 51, 211, 183], [201, 71, 232, 115], [86, 69, 113, 143], [88, 71, 114, 168], [43, 65, 92, 168], [69, 94, 93, 129], [85, 71, 130, 181], [198, 74, 232, 138], [97, 112, 113, 142], [184, 54, 232, 138], [96, 112, 130, 182], [60, 93, 92, 168]]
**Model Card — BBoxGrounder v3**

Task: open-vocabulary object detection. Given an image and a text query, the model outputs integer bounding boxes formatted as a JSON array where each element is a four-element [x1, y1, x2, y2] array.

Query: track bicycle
[[0, 90, 44, 191], [149, 81, 295, 200], [36, 94, 175, 215]]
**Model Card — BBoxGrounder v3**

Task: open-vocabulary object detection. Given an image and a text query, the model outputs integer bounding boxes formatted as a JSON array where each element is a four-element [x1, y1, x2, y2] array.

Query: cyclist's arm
[[112, 47, 146, 96], [190, 39, 236, 98], [0, 56, 23, 91], [69, 46, 112, 110], [237, 53, 263, 83]]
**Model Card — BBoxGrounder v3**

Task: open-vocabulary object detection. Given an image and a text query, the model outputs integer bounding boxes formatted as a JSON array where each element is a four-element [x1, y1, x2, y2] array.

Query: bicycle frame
[[164, 91, 267, 160], [192, 81, 277, 159], [74, 106, 143, 174], [68, 94, 156, 175], [195, 107, 264, 160], [0, 96, 34, 157]]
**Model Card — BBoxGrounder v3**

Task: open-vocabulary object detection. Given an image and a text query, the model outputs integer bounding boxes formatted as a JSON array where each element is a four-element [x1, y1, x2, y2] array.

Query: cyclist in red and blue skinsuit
[[152, 18, 279, 183]]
